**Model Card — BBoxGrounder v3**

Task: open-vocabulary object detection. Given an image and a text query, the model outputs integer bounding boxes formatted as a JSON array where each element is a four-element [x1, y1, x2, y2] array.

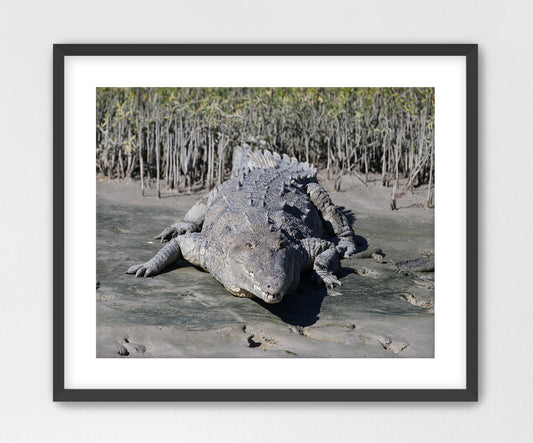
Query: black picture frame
[[53, 44, 478, 402]]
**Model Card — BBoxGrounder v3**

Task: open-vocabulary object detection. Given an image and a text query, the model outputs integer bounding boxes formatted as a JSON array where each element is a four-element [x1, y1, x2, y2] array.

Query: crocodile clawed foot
[[323, 274, 342, 288], [126, 263, 157, 277], [155, 222, 197, 242], [125, 264, 143, 275], [335, 238, 357, 258], [311, 270, 342, 289], [154, 227, 178, 242]]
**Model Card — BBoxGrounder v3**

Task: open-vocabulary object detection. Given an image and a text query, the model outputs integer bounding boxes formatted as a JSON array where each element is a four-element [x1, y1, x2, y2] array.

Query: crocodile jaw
[[225, 284, 285, 304], [253, 285, 285, 304]]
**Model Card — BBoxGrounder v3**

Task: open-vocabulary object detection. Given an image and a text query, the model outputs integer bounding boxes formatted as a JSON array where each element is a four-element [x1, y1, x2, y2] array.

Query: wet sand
[[96, 173, 434, 358]]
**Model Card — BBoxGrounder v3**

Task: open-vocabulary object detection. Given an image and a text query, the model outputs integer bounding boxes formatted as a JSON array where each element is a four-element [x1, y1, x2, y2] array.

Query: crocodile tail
[[231, 144, 316, 178]]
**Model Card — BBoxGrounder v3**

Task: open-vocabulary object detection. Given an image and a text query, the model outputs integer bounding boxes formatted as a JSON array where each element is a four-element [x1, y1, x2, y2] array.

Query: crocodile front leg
[[126, 237, 183, 277], [301, 238, 341, 288], [126, 233, 207, 277]]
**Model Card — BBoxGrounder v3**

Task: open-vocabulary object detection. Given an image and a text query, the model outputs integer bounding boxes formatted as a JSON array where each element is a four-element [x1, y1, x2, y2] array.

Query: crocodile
[[126, 145, 357, 304]]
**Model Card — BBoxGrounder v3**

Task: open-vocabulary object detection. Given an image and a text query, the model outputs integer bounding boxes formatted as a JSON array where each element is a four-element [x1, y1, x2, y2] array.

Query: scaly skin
[[126, 147, 357, 304]]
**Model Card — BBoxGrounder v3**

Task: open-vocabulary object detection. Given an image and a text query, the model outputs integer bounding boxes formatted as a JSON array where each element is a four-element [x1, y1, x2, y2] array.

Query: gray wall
[[1, 0, 531, 441]]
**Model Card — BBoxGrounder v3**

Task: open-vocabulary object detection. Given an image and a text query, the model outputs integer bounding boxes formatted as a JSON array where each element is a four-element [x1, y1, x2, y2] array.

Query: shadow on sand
[[254, 284, 328, 328]]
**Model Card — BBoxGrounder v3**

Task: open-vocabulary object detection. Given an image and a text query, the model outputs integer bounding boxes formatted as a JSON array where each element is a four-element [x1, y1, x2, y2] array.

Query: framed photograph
[[54, 44, 477, 401]]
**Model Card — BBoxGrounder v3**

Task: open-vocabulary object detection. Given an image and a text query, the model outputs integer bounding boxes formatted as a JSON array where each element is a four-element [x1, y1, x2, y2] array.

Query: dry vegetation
[[96, 87, 435, 206]]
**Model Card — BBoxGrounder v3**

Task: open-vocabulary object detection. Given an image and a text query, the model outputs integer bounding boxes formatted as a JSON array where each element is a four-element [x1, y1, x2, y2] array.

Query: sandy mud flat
[[96, 173, 434, 358]]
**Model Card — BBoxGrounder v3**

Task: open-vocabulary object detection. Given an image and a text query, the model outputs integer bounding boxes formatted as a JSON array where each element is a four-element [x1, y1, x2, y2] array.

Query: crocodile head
[[225, 230, 301, 304]]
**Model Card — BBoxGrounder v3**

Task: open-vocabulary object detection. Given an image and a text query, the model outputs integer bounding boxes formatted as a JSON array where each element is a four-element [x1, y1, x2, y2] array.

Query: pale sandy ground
[[96, 172, 434, 358]]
